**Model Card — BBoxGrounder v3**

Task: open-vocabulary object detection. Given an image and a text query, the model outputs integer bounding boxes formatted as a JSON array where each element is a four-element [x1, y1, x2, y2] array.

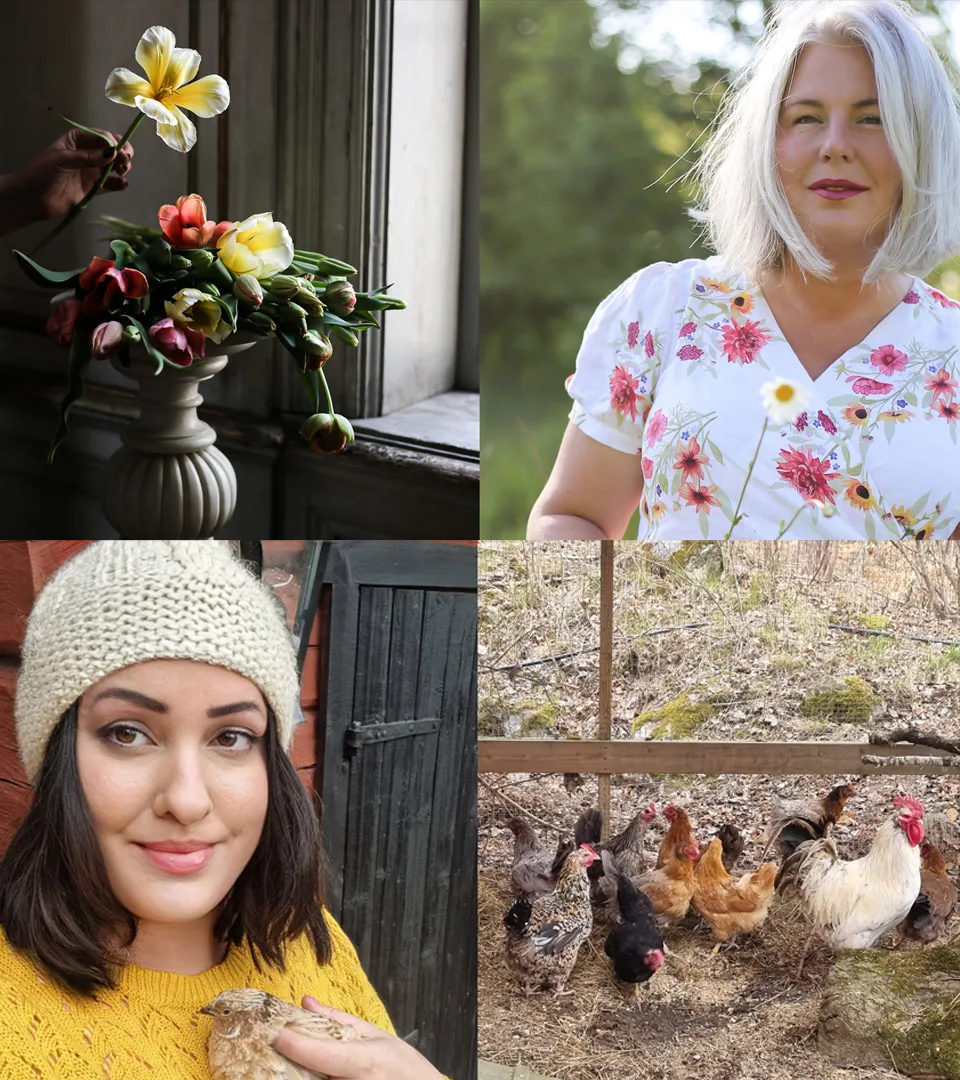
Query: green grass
[[481, 386, 641, 539]]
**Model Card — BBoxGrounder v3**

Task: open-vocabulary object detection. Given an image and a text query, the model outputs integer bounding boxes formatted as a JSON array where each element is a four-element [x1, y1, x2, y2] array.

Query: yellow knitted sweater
[[0, 912, 394, 1078]]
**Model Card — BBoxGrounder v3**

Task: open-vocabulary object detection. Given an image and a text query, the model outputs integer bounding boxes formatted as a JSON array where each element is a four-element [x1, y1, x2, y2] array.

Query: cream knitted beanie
[[15, 541, 301, 783]]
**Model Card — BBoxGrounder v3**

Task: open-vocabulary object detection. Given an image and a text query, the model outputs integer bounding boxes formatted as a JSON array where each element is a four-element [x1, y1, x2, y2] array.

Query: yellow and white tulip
[[165, 288, 232, 344], [105, 26, 229, 153], [216, 213, 295, 280]]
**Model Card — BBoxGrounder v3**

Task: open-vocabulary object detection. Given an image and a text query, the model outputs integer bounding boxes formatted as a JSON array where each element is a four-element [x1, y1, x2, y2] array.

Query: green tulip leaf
[[49, 110, 116, 147], [12, 249, 85, 289]]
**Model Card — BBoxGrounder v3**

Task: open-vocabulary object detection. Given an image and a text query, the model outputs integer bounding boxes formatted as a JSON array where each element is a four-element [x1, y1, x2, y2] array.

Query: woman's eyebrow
[[205, 701, 265, 719], [783, 96, 879, 108], [91, 688, 166, 712]]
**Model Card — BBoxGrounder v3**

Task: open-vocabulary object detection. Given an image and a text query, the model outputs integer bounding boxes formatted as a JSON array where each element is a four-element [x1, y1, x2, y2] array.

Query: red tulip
[[148, 317, 206, 367], [45, 297, 82, 347], [80, 258, 149, 315], [158, 194, 234, 248]]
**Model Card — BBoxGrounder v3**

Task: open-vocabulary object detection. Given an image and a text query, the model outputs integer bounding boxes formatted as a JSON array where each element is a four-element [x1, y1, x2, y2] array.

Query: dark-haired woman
[[0, 541, 442, 1080]]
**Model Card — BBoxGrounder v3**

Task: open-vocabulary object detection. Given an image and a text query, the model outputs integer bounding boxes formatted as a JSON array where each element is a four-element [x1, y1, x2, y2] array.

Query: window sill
[[353, 391, 479, 460]]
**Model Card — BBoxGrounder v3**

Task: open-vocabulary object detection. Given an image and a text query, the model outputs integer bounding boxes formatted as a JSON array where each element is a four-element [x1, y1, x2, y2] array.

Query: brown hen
[[692, 837, 779, 948]]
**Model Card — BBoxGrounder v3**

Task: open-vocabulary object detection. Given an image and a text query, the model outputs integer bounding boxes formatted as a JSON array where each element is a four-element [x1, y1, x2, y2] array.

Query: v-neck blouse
[[566, 255, 960, 540]]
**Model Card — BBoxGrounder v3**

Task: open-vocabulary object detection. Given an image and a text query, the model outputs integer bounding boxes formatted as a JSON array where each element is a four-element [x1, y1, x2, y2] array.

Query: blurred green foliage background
[[480, 0, 959, 539]]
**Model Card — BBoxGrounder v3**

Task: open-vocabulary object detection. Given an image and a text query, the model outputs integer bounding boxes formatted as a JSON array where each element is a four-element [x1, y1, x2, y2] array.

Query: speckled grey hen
[[200, 988, 358, 1080]]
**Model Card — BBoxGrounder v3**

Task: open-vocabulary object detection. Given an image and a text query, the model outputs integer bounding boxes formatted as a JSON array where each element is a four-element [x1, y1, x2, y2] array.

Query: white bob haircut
[[688, 0, 960, 286]]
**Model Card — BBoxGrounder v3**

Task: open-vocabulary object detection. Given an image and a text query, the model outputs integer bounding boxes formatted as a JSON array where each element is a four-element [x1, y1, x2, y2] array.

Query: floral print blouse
[[566, 256, 960, 539]]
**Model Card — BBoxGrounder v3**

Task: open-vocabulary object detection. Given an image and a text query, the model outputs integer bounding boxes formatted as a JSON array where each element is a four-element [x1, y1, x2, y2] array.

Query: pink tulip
[[45, 297, 82, 347], [91, 320, 124, 359], [148, 317, 206, 367], [158, 194, 234, 248]]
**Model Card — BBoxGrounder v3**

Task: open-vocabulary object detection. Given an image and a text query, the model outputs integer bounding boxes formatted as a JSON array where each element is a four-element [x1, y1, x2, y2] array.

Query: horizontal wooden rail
[[478, 738, 954, 776]]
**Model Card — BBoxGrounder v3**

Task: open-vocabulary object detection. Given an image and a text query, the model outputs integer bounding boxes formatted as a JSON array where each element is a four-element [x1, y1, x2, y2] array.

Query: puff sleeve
[[566, 260, 686, 455]]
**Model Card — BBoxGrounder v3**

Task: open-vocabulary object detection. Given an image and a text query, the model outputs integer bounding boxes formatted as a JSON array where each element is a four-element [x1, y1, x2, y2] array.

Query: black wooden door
[[319, 542, 477, 1080]]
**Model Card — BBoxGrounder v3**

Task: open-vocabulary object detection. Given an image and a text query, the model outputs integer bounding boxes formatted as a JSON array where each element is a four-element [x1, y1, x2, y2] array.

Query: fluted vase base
[[103, 445, 237, 539]]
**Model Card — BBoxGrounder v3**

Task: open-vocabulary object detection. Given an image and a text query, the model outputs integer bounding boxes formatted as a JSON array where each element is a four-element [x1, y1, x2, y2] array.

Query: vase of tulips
[[14, 24, 403, 538]]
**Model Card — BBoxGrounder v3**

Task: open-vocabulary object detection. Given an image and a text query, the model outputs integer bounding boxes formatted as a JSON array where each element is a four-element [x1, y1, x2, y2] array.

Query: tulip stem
[[32, 112, 146, 254], [317, 366, 336, 416]]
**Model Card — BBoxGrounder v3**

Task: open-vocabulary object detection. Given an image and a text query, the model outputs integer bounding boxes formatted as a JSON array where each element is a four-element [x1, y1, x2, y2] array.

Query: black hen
[[604, 873, 665, 996], [716, 823, 744, 871]]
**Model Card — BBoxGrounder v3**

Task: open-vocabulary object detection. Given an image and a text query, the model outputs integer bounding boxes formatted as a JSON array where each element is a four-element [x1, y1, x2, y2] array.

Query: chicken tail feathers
[[574, 809, 603, 848], [504, 893, 533, 936]]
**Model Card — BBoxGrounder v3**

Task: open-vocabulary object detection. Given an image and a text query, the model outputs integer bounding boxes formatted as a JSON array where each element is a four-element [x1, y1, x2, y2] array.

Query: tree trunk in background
[[818, 944, 960, 1078]]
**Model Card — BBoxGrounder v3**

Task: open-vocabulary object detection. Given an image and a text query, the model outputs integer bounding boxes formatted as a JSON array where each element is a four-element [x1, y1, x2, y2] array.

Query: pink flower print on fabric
[[925, 368, 958, 403], [679, 482, 721, 514], [720, 319, 770, 365], [677, 344, 704, 361], [904, 291, 919, 304], [627, 321, 640, 350], [673, 436, 710, 486], [679, 321, 697, 337], [846, 375, 894, 396], [817, 410, 838, 435], [930, 289, 960, 310], [609, 364, 642, 422], [870, 345, 908, 376], [641, 456, 655, 479], [775, 447, 841, 505], [644, 331, 655, 358], [936, 399, 960, 423], [795, 412, 808, 432], [646, 408, 668, 446]]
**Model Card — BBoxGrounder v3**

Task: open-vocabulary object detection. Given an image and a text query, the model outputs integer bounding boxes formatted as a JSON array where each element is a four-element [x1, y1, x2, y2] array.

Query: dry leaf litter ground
[[478, 541, 960, 1080]]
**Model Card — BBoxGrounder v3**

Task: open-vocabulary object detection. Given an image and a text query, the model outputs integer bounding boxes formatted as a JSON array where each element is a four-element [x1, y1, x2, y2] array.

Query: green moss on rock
[[854, 613, 891, 631], [800, 675, 880, 724], [516, 700, 557, 737], [631, 689, 715, 738]]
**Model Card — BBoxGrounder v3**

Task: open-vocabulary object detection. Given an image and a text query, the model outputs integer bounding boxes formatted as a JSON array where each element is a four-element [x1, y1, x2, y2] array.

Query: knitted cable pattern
[[15, 541, 301, 783], [0, 912, 395, 1079]]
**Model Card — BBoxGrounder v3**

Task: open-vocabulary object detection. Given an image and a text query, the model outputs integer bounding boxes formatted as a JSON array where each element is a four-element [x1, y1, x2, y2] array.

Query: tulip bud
[[302, 330, 334, 370], [91, 320, 124, 359], [122, 324, 141, 343], [196, 281, 221, 298], [296, 283, 325, 314], [265, 274, 301, 299], [277, 301, 308, 324], [233, 273, 264, 307], [300, 412, 355, 454], [171, 254, 192, 271], [186, 249, 215, 272], [324, 281, 356, 314], [331, 325, 359, 348]]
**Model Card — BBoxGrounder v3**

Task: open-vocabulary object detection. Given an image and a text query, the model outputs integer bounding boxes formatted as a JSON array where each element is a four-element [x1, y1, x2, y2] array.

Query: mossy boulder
[[631, 689, 715, 738], [514, 700, 557, 737], [853, 613, 891, 631], [819, 943, 960, 1077], [800, 676, 881, 724]]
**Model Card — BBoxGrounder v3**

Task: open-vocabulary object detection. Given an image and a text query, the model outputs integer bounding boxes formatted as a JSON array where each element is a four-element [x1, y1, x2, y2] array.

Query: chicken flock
[[501, 785, 958, 999]]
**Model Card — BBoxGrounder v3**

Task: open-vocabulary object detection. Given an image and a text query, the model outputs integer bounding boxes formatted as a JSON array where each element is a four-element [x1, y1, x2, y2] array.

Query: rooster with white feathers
[[777, 795, 925, 958]]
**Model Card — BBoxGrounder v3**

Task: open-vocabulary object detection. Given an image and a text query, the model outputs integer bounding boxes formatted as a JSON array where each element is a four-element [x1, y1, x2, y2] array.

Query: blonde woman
[[529, 0, 960, 541]]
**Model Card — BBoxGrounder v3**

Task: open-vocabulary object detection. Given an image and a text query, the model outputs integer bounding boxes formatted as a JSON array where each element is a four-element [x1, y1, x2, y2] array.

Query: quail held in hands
[[200, 988, 359, 1080]]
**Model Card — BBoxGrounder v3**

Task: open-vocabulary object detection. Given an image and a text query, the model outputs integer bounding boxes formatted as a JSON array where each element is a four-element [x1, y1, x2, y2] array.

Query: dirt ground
[[478, 542, 960, 1080]]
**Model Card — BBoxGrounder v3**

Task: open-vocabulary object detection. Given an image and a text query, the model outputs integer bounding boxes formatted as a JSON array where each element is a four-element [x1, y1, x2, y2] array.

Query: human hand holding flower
[[272, 997, 445, 1080], [0, 129, 133, 238]]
